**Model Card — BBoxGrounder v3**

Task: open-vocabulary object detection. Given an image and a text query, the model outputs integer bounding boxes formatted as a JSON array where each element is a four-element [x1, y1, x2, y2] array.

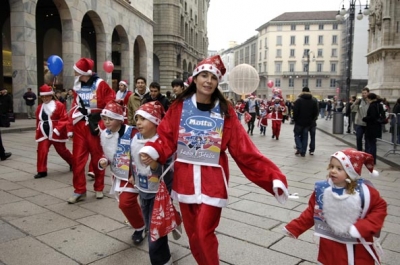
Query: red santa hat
[[119, 80, 128, 87], [39, 84, 54, 96], [331, 148, 379, 180], [135, 101, 165, 125], [101, 101, 124, 121], [192, 55, 226, 81], [73, 58, 94, 76], [184, 76, 193, 87]]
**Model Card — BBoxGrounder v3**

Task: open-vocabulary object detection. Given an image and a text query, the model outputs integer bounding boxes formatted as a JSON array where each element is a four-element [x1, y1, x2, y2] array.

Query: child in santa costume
[[268, 96, 286, 140], [34, 84, 73, 179], [116, 80, 132, 124], [97, 101, 146, 245], [139, 55, 289, 265], [67, 58, 116, 204], [284, 148, 387, 265]]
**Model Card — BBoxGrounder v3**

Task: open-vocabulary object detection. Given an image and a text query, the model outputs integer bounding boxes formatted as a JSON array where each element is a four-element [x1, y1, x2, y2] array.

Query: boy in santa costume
[[138, 55, 289, 265], [268, 96, 286, 140], [116, 80, 132, 124], [98, 101, 146, 245], [34, 84, 73, 179], [284, 148, 387, 265], [67, 58, 116, 203]]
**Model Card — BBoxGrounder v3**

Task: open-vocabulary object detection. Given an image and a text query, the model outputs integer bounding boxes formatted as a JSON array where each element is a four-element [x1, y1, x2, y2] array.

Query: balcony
[[258, 71, 268, 77], [282, 71, 331, 78]]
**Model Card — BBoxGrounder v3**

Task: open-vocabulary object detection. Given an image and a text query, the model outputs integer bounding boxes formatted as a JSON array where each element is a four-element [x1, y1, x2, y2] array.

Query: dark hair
[[362, 87, 370, 93], [367, 93, 377, 100], [302, 87, 310, 92], [149, 82, 160, 91], [176, 76, 230, 117], [171, 79, 184, 87], [166, 91, 171, 97], [135, 76, 147, 84]]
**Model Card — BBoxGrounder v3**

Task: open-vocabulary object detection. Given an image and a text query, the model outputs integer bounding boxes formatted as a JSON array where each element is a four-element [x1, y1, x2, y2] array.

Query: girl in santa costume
[[284, 148, 387, 265], [98, 101, 146, 245], [115, 80, 132, 124], [34, 84, 73, 179], [268, 96, 286, 140], [67, 58, 116, 204], [139, 55, 289, 265]]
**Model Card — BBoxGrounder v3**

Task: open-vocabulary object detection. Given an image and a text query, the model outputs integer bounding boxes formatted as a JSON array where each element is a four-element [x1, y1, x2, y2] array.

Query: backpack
[[377, 103, 388, 124]]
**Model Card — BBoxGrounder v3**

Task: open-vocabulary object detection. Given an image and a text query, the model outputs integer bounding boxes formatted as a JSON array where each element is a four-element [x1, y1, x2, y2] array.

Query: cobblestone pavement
[[0, 118, 399, 264]]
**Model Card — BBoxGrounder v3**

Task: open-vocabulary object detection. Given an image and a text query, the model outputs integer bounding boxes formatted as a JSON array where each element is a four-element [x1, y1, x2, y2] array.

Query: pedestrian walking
[[268, 96, 286, 140], [23, 87, 37, 119], [0, 88, 13, 127], [244, 95, 259, 135], [0, 130, 12, 161], [352, 87, 370, 151]]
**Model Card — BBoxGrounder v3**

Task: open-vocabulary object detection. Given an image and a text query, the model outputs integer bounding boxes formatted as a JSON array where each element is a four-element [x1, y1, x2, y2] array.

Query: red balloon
[[267, 80, 274, 88], [103, 61, 114, 73]]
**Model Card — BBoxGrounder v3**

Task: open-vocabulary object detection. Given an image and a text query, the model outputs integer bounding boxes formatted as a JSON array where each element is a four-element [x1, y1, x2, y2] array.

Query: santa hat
[[192, 55, 226, 81], [331, 148, 379, 180], [73, 58, 94, 76], [39, 84, 54, 96], [135, 101, 165, 125], [119, 80, 128, 87], [101, 101, 124, 121], [184, 76, 193, 87]]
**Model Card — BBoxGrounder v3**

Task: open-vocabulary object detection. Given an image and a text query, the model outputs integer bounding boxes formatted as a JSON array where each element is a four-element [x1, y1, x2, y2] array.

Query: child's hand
[[99, 158, 108, 169], [128, 175, 135, 185], [140, 153, 155, 166]]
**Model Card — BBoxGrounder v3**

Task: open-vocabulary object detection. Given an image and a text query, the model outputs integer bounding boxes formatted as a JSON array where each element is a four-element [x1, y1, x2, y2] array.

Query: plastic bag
[[244, 112, 252, 123]]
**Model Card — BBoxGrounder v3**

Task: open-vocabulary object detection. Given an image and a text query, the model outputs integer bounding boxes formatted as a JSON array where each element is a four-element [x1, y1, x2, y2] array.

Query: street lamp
[[302, 50, 315, 87], [336, 0, 370, 101]]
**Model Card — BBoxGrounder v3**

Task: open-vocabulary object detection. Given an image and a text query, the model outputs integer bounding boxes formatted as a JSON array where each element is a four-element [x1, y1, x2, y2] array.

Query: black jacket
[[0, 93, 13, 114], [293, 92, 319, 127], [362, 100, 383, 139], [142, 93, 170, 112]]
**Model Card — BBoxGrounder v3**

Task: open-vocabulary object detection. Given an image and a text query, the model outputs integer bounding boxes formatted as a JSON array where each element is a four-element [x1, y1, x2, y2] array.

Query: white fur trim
[[40, 91, 54, 96], [135, 109, 160, 125], [53, 128, 60, 136], [101, 109, 124, 121], [370, 170, 379, 178], [139, 146, 159, 160], [100, 129, 119, 162], [273, 179, 289, 204], [119, 80, 128, 87], [331, 151, 359, 180], [68, 132, 73, 137], [170, 190, 227, 207], [192, 63, 223, 81], [73, 64, 92, 76], [349, 225, 362, 238]]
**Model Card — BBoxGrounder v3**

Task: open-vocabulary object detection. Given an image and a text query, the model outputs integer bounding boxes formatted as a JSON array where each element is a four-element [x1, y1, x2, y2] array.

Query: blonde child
[[284, 148, 387, 265]]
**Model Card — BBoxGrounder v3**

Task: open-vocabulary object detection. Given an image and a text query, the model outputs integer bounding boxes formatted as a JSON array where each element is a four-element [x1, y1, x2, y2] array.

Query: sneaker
[[34, 172, 47, 179], [87, 172, 95, 179], [132, 229, 145, 245], [95, 191, 104, 199], [67, 193, 86, 204], [309, 151, 314, 155], [0, 152, 12, 161]]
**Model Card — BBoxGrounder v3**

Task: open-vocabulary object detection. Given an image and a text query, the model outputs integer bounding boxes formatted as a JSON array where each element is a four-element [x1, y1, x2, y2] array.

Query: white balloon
[[229, 64, 260, 96]]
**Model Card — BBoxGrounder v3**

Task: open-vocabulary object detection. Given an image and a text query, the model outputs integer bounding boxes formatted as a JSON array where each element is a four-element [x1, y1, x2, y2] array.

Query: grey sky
[[207, 0, 370, 50]]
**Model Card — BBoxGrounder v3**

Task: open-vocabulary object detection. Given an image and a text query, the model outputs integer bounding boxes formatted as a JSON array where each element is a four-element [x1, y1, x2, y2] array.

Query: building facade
[[256, 11, 343, 101], [367, 0, 400, 103], [153, 0, 209, 91], [1, 0, 154, 116]]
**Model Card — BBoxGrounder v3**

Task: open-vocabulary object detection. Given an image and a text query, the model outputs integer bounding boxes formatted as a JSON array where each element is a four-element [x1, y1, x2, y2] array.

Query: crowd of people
[[1, 54, 399, 265]]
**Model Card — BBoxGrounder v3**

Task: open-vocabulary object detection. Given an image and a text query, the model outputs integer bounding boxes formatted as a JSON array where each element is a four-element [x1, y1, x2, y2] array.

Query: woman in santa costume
[[284, 148, 387, 265], [268, 96, 286, 140], [139, 55, 289, 265], [116, 80, 132, 124], [34, 84, 73, 179], [67, 58, 116, 204], [98, 101, 146, 245]]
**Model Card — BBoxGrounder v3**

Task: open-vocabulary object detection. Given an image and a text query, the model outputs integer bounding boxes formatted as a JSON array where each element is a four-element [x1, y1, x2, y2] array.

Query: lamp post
[[336, 0, 370, 101], [303, 50, 315, 88]]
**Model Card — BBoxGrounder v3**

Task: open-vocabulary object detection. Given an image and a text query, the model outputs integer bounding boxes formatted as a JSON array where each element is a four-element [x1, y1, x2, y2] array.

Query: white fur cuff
[[140, 146, 160, 160], [53, 128, 60, 136], [273, 179, 289, 204], [349, 225, 362, 238]]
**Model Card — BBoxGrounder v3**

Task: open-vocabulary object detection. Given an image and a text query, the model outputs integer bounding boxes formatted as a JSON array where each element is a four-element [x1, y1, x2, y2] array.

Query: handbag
[[8, 112, 15, 122], [376, 105, 388, 125]]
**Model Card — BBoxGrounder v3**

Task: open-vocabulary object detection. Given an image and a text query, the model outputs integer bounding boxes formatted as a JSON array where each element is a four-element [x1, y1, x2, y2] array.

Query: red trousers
[[271, 120, 282, 138], [179, 203, 222, 265], [118, 180, 145, 230], [72, 121, 105, 194], [37, 139, 72, 172]]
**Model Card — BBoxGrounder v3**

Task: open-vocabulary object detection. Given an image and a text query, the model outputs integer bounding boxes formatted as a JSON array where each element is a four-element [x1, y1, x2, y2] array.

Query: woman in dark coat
[[362, 93, 383, 164]]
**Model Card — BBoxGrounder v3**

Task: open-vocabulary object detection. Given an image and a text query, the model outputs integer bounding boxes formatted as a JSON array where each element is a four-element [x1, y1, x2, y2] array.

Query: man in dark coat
[[142, 81, 170, 112], [0, 88, 13, 127]]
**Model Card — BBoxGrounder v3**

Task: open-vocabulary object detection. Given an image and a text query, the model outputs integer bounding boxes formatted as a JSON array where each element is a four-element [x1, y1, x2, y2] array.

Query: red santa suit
[[35, 85, 72, 175], [268, 98, 286, 139], [115, 80, 133, 124], [140, 94, 289, 265], [67, 58, 116, 195]]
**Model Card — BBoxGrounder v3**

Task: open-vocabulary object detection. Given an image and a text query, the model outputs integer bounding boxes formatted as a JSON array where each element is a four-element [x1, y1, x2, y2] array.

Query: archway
[[133, 36, 147, 81], [153, 54, 160, 82], [111, 25, 129, 91], [1, 1, 11, 90]]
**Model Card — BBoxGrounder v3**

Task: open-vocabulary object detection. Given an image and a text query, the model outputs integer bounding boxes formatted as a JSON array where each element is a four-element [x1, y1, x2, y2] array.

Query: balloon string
[[52, 76, 56, 90]]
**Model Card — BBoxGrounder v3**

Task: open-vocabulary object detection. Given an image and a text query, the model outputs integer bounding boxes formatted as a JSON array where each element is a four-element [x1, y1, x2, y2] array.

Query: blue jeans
[[237, 112, 242, 121], [365, 137, 377, 164], [319, 109, 325, 119], [294, 124, 309, 155], [356, 125, 368, 151], [309, 125, 316, 152], [140, 196, 171, 265]]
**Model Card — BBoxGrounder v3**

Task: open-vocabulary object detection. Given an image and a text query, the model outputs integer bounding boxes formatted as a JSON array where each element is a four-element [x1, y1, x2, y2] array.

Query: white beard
[[73, 76, 82, 90], [42, 100, 56, 116], [323, 187, 362, 235], [100, 130, 119, 162]]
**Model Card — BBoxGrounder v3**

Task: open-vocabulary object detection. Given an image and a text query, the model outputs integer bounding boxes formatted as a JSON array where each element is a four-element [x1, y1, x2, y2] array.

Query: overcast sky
[[207, 0, 365, 50]]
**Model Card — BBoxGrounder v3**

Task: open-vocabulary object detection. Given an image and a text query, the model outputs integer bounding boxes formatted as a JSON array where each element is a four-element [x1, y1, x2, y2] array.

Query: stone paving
[[0, 118, 399, 265]]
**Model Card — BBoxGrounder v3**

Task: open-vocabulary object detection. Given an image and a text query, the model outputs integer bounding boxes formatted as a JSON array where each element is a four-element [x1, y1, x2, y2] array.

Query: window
[[258, 63, 262, 73], [264, 50, 267, 59], [332, 35, 337, 44], [277, 25, 282, 31], [263, 62, 267, 72], [276, 49, 282, 57], [275, 62, 282, 73], [290, 49, 295, 57], [331, 48, 337, 57], [276, 36, 282, 45], [330, 63, 337, 72], [318, 49, 323, 57], [290, 36, 296, 45], [318, 35, 324, 45], [259, 40, 262, 49], [289, 63, 295, 72], [304, 36, 309, 45], [302, 79, 308, 87], [316, 79, 322, 87], [291, 24, 296, 31], [319, 24, 324, 30], [317, 63, 323, 72], [289, 78, 294, 87], [330, 79, 336, 88], [333, 24, 338, 30], [305, 24, 310, 30], [259, 52, 262, 60], [303, 63, 308, 72], [303, 49, 309, 57], [275, 78, 281, 87], [264, 37, 268, 49]]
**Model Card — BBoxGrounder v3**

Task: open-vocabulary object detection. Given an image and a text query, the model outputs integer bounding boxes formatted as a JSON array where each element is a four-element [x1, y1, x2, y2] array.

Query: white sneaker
[[87, 172, 95, 179], [95, 191, 104, 199], [67, 193, 86, 204]]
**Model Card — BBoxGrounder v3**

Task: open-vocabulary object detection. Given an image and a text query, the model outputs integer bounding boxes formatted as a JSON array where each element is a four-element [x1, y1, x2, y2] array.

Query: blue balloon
[[47, 55, 64, 75]]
